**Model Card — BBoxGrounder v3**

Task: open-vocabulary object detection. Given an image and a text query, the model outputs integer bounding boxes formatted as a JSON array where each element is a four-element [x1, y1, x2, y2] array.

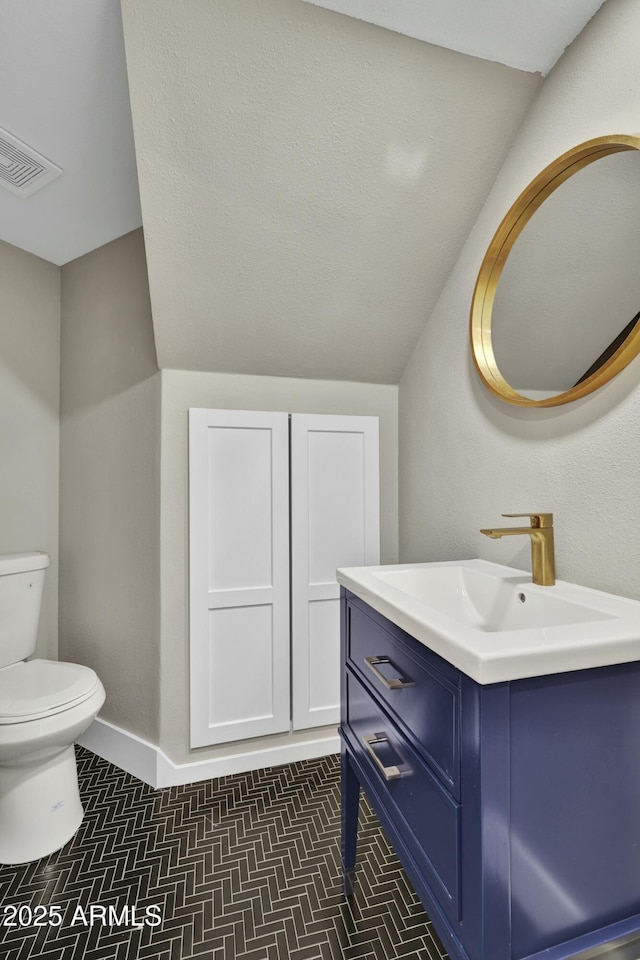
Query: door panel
[[208, 605, 275, 727], [208, 426, 274, 591], [291, 414, 379, 730], [189, 408, 290, 747]]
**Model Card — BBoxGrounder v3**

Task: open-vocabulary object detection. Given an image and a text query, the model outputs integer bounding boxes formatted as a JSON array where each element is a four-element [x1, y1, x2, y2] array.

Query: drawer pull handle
[[364, 656, 414, 690], [363, 733, 403, 781]]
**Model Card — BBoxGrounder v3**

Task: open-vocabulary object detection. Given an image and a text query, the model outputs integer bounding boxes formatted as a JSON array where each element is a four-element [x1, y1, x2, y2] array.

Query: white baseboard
[[78, 717, 340, 788], [78, 718, 159, 786]]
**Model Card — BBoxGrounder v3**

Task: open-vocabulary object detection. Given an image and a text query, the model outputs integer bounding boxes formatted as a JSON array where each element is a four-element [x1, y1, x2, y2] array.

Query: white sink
[[372, 565, 614, 632], [336, 559, 640, 683]]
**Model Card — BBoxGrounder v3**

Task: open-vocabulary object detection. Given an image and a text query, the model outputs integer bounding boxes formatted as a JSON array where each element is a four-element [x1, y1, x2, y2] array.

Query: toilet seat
[[0, 659, 100, 724]]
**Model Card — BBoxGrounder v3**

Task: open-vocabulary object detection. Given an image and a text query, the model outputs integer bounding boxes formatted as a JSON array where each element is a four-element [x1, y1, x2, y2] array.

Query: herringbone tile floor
[[0, 748, 448, 960]]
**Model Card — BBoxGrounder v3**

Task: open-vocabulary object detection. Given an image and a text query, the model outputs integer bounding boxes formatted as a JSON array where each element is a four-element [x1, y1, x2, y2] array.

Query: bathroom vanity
[[338, 560, 640, 960]]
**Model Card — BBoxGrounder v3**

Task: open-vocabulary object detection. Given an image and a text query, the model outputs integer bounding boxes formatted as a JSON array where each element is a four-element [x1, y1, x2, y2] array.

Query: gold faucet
[[480, 513, 555, 586]]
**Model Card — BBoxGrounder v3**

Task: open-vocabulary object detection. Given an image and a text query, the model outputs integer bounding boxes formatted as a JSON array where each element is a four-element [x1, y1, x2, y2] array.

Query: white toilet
[[0, 551, 105, 864]]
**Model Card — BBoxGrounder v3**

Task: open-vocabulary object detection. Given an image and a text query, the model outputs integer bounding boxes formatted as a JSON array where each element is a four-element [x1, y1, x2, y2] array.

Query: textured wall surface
[[121, 0, 540, 383], [59, 229, 161, 741], [158, 370, 398, 761], [399, 0, 640, 600], [0, 240, 60, 658]]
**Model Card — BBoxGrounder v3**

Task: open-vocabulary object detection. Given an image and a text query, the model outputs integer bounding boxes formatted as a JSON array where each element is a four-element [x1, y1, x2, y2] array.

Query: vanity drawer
[[346, 599, 460, 794], [345, 669, 461, 921]]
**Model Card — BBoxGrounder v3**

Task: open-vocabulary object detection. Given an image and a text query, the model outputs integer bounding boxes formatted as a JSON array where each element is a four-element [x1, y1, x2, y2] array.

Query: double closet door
[[189, 409, 379, 749]]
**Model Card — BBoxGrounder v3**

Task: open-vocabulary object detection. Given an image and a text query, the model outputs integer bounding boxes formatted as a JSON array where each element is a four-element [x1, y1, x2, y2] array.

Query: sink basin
[[336, 559, 640, 683], [372, 565, 614, 632]]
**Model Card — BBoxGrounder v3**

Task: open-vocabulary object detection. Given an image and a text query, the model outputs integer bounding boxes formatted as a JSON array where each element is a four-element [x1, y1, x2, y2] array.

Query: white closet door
[[189, 409, 290, 747], [291, 414, 380, 730]]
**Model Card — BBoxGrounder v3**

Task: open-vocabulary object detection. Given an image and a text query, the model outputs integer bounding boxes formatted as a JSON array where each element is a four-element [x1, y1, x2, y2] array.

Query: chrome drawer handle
[[363, 733, 402, 781], [364, 656, 414, 690]]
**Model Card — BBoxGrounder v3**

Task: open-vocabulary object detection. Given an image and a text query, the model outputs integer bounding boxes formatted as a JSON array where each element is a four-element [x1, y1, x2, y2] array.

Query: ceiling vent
[[0, 126, 63, 198]]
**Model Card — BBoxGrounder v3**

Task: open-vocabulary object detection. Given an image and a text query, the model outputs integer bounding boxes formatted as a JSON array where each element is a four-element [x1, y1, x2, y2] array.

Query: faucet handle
[[502, 512, 553, 528]]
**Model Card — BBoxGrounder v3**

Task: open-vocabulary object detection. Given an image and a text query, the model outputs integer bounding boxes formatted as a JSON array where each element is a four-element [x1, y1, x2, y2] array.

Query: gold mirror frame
[[470, 135, 640, 407]]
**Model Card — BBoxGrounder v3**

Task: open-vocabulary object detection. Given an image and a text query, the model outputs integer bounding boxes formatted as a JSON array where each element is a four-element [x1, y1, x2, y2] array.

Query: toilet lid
[[0, 659, 99, 720]]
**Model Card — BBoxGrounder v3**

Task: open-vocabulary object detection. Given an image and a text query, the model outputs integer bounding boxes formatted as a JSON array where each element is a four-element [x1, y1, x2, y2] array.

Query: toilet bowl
[[0, 552, 105, 864]]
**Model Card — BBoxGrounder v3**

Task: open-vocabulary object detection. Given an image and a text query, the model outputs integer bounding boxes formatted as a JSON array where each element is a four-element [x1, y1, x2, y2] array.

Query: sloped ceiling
[[0, 0, 606, 272], [301, 0, 607, 74], [0, 0, 141, 266], [0, 0, 609, 383], [121, 0, 542, 383]]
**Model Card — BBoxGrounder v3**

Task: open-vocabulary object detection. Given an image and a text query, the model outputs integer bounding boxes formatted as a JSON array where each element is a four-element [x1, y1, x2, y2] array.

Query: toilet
[[0, 551, 105, 864]]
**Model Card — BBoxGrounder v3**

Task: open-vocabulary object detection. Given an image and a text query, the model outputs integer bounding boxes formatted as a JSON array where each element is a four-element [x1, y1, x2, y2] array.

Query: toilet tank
[[0, 552, 50, 669]]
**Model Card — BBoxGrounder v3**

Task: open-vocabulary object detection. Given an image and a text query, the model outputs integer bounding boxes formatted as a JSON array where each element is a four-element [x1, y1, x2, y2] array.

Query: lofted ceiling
[[0, 0, 141, 266], [0, 0, 610, 382], [301, 0, 607, 75]]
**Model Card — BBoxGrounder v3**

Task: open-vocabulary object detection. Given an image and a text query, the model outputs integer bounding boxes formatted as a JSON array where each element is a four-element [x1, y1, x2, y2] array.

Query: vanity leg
[[341, 748, 360, 896]]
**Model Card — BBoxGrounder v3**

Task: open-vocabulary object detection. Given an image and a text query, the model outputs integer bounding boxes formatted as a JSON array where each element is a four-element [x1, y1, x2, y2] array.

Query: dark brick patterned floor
[[0, 747, 447, 959]]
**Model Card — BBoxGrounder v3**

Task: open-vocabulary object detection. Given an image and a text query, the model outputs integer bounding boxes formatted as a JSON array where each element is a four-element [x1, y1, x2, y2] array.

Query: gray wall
[[399, 0, 640, 600], [158, 370, 398, 761], [0, 240, 60, 659], [59, 229, 161, 741], [56, 226, 398, 758]]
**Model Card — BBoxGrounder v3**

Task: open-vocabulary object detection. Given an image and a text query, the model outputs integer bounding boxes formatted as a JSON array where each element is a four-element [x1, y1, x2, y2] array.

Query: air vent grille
[[0, 126, 62, 198]]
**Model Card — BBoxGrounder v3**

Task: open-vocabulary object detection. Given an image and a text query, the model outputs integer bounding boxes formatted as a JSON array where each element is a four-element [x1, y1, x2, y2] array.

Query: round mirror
[[470, 135, 640, 407]]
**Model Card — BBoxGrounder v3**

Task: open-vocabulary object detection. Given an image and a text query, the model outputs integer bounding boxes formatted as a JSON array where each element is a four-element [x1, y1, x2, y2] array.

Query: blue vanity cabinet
[[340, 589, 640, 960]]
